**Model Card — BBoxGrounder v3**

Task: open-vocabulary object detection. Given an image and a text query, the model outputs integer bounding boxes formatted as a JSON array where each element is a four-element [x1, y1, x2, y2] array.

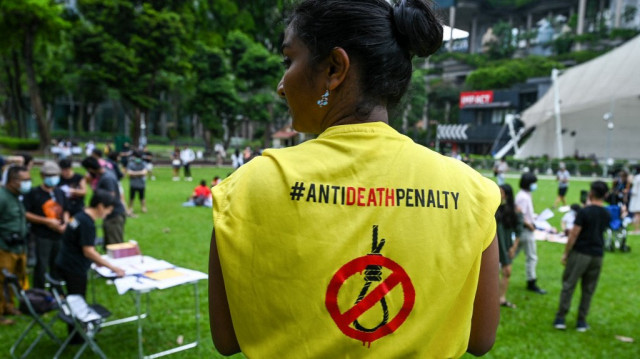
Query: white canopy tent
[[515, 35, 640, 161]]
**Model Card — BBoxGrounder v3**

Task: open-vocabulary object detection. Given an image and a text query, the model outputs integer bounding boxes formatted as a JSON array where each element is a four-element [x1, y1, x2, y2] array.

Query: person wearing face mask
[[514, 172, 546, 294], [24, 161, 70, 289], [0, 166, 30, 325]]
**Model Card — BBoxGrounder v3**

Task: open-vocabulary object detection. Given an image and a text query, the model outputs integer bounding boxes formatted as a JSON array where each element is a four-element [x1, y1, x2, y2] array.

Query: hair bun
[[391, 0, 443, 57]]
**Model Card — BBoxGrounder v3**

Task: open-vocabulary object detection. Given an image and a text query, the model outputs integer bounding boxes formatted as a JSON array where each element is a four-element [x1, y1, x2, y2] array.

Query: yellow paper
[[145, 269, 184, 281]]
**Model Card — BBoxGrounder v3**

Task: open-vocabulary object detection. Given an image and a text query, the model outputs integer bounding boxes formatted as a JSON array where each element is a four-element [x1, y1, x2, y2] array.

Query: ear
[[326, 47, 350, 91]]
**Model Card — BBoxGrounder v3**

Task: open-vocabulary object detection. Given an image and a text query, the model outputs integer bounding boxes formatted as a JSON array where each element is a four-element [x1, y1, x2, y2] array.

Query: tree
[[0, 0, 69, 147]]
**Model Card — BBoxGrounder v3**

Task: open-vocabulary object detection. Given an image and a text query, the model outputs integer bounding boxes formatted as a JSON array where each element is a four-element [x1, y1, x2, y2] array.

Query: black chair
[[45, 273, 111, 359], [2, 268, 62, 359]]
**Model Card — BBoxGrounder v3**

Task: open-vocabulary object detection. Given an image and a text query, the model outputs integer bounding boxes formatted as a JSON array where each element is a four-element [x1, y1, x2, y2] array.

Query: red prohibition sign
[[325, 255, 415, 344]]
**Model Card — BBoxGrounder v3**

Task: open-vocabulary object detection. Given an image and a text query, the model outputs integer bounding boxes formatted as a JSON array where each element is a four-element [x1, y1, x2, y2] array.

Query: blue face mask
[[43, 176, 60, 188], [530, 183, 538, 192], [19, 180, 32, 194]]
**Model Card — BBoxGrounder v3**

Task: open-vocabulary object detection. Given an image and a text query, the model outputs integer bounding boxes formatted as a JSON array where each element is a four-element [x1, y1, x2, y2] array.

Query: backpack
[[19, 288, 57, 314]]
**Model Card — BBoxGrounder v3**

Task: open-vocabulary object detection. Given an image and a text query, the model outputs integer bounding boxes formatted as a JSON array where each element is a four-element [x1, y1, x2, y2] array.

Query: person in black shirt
[[58, 159, 87, 216], [56, 189, 125, 297], [553, 181, 610, 332], [24, 161, 69, 289]]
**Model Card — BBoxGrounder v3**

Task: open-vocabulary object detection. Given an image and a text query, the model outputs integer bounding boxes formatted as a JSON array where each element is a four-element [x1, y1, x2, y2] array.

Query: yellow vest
[[212, 122, 500, 358]]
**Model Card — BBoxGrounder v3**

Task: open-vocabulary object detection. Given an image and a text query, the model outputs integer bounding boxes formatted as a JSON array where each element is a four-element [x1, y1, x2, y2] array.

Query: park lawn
[[1, 166, 638, 358]]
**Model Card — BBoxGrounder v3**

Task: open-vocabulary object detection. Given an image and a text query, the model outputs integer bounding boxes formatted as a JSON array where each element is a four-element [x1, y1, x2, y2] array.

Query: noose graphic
[[353, 225, 390, 332]]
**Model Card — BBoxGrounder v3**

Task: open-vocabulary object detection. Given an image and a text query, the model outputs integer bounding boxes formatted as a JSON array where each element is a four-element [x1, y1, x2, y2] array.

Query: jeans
[[556, 251, 603, 321], [34, 236, 61, 289]]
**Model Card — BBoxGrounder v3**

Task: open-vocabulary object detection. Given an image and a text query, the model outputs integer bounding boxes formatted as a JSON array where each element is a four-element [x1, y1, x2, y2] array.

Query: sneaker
[[576, 320, 589, 332], [553, 317, 566, 330]]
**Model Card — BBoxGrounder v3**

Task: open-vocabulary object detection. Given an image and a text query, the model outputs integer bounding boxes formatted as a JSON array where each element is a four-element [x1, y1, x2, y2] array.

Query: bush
[[0, 137, 40, 150]]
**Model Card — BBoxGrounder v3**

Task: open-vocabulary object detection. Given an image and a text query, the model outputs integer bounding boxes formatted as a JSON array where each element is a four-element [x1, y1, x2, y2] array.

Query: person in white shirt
[[180, 146, 196, 181], [561, 204, 581, 236], [514, 172, 547, 294], [553, 162, 571, 209]]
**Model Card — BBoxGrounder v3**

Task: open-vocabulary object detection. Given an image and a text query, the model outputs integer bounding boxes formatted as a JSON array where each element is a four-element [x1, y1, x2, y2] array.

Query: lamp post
[[603, 112, 614, 176]]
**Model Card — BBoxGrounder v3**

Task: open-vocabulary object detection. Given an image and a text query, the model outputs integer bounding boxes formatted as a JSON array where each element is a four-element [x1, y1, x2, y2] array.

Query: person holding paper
[[55, 189, 125, 298]]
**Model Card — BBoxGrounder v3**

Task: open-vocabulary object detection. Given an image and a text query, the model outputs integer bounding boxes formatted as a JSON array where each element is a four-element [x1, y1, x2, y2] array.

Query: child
[[553, 181, 610, 332], [561, 204, 581, 236]]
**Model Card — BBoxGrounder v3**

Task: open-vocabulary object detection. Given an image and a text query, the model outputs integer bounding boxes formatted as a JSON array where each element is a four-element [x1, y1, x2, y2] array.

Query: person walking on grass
[[126, 150, 148, 215], [496, 184, 523, 309], [180, 146, 195, 181], [515, 172, 547, 294], [554, 181, 610, 332], [553, 162, 570, 209]]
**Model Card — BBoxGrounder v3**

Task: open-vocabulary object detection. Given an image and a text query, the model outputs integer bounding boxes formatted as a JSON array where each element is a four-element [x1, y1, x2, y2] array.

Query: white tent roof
[[516, 35, 640, 160]]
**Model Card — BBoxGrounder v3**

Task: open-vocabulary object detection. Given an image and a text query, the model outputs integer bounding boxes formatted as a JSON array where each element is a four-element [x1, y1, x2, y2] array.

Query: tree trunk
[[88, 103, 97, 132], [203, 129, 212, 155], [5, 52, 27, 137], [159, 91, 167, 137], [131, 108, 141, 147], [23, 23, 50, 149]]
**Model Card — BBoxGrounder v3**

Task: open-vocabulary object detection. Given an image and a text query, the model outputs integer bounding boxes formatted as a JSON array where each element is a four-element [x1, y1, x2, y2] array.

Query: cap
[[40, 161, 61, 175]]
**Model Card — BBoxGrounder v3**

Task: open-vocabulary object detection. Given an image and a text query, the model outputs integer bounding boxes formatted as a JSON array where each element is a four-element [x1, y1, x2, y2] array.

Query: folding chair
[[2, 268, 62, 359], [45, 273, 111, 359]]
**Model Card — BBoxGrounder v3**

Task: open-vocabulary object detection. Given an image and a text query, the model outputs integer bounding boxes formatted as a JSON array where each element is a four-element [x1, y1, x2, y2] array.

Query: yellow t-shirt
[[212, 122, 500, 358]]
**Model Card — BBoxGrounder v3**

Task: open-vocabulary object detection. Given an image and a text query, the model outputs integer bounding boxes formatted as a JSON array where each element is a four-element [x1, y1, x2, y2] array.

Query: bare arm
[[127, 169, 147, 178], [25, 212, 65, 233], [467, 236, 500, 356], [209, 229, 240, 356], [82, 246, 125, 277], [562, 225, 582, 265], [70, 177, 87, 198]]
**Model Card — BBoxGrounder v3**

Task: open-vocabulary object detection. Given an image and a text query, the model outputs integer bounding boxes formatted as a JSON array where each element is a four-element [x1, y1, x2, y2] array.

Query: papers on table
[[92, 255, 174, 277], [92, 255, 208, 295]]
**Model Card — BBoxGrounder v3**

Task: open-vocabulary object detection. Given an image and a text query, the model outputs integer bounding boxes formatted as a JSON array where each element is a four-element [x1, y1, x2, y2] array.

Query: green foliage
[[0, 136, 40, 150], [465, 56, 564, 90], [429, 52, 489, 68], [486, 21, 516, 60], [553, 50, 606, 64], [609, 28, 640, 41]]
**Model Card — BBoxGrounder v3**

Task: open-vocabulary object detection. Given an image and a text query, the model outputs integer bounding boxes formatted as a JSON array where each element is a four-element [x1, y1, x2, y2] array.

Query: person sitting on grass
[[183, 180, 212, 208], [553, 181, 610, 332]]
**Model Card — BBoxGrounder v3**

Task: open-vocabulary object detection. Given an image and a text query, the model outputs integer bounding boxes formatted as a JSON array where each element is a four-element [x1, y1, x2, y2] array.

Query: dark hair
[[92, 148, 103, 158], [519, 172, 537, 191], [107, 151, 119, 162], [81, 156, 101, 171], [59, 158, 72, 169], [18, 153, 33, 167], [496, 184, 518, 229], [7, 165, 28, 182], [570, 203, 581, 212], [200, 180, 207, 186], [89, 189, 117, 208], [590, 181, 608, 200], [288, 0, 442, 112]]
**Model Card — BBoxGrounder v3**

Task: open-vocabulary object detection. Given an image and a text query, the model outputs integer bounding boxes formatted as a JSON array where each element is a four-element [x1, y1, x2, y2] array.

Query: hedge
[[0, 137, 40, 150]]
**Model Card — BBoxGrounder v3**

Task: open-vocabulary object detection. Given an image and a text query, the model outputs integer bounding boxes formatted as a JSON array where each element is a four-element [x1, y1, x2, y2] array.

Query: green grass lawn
[[1, 167, 638, 358]]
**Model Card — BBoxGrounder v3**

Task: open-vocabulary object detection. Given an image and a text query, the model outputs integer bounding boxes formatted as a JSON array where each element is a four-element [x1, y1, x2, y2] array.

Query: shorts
[[558, 187, 568, 197], [130, 187, 145, 201]]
